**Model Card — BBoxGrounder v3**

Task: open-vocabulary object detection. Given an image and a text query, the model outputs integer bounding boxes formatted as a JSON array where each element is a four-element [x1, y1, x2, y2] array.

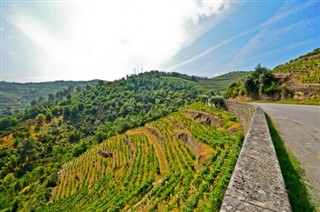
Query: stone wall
[[224, 101, 256, 133], [220, 101, 291, 211]]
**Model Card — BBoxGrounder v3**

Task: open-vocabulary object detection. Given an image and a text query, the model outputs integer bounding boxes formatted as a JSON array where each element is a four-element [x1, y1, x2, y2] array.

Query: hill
[[45, 103, 242, 211], [273, 48, 320, 83], [225, 48, 320, 101], [0, 80, 99, 118], [0, 71, 248, 119], [272, 48, 320, 99], [196, 71, 250, 92], [0, 71, 244, 211]]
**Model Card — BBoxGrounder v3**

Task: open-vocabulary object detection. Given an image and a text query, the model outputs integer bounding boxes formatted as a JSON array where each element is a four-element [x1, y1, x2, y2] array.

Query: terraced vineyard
[[46, 103, 243, 211]]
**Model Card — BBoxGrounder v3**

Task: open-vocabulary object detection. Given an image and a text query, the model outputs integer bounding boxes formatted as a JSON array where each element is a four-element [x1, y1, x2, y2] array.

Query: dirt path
[[256, 103, 320, 209]]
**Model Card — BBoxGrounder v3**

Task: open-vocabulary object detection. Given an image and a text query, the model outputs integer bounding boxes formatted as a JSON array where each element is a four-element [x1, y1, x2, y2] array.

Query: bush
[[209, 96, 225, 109], [36, 113, 46, 123]]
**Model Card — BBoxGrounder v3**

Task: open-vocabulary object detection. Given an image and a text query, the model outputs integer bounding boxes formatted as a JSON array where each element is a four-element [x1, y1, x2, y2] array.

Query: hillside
[[225, 49, 320, 101], [197, 71, 250, 92], [0, 102, 242, 211], [0, 80, 99, 118], [45, 103, 242, 211], [0, 71, 243, 211], [273, 48, 320, 99], [0, 71, 248, 119], [273, 48, 320, 83]]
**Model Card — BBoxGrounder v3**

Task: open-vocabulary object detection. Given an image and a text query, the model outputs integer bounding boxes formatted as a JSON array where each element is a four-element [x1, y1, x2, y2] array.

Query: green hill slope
[[0, 80, 98, 118], [225, 49, 320, 101], [273, 48, 320, 83], [0, 71, 243, 211], [0, 71, 249, 119], [197, 71, 250, 92], [46, 103, 242, 211], [272, 48, 320, 99]]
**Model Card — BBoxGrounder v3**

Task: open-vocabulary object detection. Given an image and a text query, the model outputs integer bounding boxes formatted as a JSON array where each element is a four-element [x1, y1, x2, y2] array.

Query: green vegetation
[[0, 80, 99, 118], [226, 64, 284, 100], [0, 96, 243, 211], [265, 114, 316, 211], [273, 48, 320, 83], [0, 71, 248, 119], [225, 49, 320, 102], [196, 71, 250, 92], [275, 99, 320, 106], [44, 102, 242, 211], [0, 71, 244, 211]]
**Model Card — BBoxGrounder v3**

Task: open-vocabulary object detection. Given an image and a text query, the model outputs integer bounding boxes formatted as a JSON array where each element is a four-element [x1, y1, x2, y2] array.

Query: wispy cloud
[[259, 1, 316, 28], [166, 28, 254, 71], [225, 1, 318, 70], [168, 0, 318, 72], [3, 0, 236, 81]]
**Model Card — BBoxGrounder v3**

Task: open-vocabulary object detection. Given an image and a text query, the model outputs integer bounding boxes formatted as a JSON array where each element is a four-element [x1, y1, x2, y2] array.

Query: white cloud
[[166, 27, 255, 71], [4, 0, 235, 81], [225, 1, 317, 70]]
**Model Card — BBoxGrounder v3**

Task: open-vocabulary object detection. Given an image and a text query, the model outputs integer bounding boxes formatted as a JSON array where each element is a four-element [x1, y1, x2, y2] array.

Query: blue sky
[[1, 0, 319, 82]]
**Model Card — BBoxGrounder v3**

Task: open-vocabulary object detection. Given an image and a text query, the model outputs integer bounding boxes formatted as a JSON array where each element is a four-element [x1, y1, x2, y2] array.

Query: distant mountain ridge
[[0, 80, 99, 117], [0, 71, 250, 118]]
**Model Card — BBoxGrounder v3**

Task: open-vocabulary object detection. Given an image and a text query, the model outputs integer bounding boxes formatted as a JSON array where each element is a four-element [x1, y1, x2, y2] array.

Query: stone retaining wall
[[224, 101, 256, 133], [220, 101, 291, 211]]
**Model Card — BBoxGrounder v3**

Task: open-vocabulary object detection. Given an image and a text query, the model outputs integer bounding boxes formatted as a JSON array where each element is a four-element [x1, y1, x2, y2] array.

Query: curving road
[[255, 103, 320, 208]]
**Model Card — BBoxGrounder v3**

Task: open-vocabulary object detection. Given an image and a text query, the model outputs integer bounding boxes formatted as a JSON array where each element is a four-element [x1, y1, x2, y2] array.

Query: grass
[[247, 98, 320, 106], [275, 99, 320, 106], [265, 114, 316, 211]]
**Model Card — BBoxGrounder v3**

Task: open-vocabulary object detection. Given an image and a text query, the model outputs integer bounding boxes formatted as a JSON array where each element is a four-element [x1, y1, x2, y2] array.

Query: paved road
[[255, 103, 320, 208]]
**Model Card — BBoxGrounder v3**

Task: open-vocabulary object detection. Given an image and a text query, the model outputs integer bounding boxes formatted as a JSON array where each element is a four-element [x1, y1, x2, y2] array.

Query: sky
[[0, 0, 319, 82]]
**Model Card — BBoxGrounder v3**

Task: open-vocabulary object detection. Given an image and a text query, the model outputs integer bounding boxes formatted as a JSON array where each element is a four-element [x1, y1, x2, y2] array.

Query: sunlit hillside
[[45, 103, 242, 211], [273, 48, 320, 83], [0, 71, 244, 211]]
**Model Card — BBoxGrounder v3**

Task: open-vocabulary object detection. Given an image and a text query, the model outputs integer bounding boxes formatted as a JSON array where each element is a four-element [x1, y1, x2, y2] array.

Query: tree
[[95, 131, 106, 143], [0, 117, 18, 131], [69, 131, 80, 143], [36, 113, 46, 123], [258, 72, 279, 96], [48, 93, 55, 103], [72, 142, 88, 157], [226, 82, 239, 98], [209, 96, 225, 109], [244, 77, 258, 97], [252, 64, 268, 78], [63, 107, 71, 117], [45, 111, 53, 122], [70, 105, 78, 118], [199, 94, 209, 104]]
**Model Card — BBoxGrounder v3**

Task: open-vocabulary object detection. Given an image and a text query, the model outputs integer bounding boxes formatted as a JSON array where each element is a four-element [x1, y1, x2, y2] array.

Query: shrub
[[209, 96, 225, 109]]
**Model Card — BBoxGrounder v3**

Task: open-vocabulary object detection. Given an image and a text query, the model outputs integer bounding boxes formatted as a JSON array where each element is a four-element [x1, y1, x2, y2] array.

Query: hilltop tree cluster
[[226, 64, 291, 100]]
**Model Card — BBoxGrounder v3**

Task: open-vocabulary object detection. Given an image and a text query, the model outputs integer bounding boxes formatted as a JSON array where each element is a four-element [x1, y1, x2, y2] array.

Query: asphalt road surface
[[256, 103, 320, 209]]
